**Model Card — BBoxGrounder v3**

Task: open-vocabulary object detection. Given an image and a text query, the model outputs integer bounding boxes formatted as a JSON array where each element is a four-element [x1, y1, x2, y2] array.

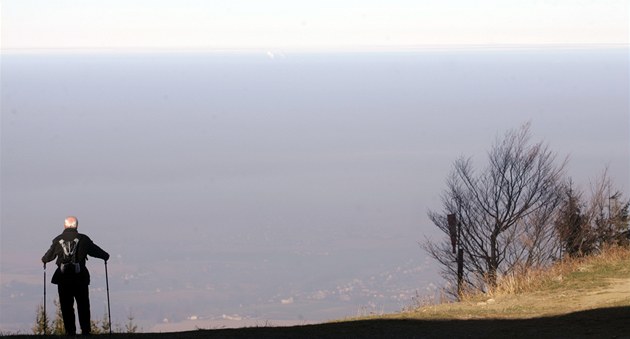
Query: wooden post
[[448, 213, 464, 299]]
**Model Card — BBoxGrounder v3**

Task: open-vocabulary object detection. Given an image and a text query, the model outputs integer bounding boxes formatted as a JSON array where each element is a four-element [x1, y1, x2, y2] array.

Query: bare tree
[[585, 169, 630, 248], [554, 180, 594, 257], [590, 172, 613, 245], [425, 123, 566, 293], [555, 170, 630, 258]]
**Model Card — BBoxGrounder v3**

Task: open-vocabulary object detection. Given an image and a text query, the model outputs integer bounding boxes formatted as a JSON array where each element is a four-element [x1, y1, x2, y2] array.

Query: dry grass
[[483, 246, 630, 299], [399, 245, 630, 321]]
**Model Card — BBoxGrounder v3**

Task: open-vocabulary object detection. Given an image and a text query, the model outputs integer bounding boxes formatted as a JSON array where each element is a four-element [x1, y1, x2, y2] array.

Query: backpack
[[59, 238, 81, 274]]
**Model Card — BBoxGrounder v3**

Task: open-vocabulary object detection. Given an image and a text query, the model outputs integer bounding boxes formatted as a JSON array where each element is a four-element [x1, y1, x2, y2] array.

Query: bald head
[[64, 216, 78, 229]]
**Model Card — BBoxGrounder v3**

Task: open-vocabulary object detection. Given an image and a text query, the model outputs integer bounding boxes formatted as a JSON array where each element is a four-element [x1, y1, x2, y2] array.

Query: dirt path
[[577, 278, 630, 308]]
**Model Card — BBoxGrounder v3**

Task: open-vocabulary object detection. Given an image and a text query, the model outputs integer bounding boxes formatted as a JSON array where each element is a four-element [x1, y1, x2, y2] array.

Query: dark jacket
[[42, 228, 110, 285]]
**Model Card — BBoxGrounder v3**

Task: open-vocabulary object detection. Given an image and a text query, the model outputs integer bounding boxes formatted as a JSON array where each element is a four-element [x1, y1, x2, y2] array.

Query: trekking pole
[[105, 260, 112, 335], [43, 263, 47, 335]]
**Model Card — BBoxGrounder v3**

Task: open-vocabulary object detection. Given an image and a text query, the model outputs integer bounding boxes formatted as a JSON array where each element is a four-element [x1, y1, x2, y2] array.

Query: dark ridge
[[6, 306, 630, 339]]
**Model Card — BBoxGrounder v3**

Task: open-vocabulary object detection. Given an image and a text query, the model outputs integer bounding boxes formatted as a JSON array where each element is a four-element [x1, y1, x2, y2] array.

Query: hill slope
[[8, 248, 630, 338]]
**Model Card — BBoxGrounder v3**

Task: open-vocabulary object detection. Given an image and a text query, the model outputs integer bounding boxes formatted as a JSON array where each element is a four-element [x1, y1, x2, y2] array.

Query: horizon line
[[1, 43, 628, 55]]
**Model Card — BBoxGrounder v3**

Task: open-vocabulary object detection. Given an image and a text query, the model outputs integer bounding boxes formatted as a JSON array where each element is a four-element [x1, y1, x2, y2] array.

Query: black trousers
[[58, 282, 91, 335]]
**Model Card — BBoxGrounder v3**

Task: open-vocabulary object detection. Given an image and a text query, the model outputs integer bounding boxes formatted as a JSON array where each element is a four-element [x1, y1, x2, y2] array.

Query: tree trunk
[[488, 233, 499, 287]]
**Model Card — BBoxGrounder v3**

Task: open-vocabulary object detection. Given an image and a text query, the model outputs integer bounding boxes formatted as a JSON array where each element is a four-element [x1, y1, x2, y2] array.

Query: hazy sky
[[2, 0, 628, 50], [2, 46, 628, 331]]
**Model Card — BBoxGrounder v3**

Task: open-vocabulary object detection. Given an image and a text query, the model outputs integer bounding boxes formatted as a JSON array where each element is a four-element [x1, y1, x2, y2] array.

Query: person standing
[[42, 216, 109, 336]]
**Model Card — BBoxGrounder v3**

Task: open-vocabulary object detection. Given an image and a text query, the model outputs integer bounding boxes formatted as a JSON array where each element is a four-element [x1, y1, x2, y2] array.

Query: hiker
[[42, 216, 110, 336]]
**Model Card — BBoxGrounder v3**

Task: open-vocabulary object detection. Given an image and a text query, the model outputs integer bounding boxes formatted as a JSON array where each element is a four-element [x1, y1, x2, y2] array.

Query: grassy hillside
[[6, 247, 630, 338], [395, 245, 630, 321]]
